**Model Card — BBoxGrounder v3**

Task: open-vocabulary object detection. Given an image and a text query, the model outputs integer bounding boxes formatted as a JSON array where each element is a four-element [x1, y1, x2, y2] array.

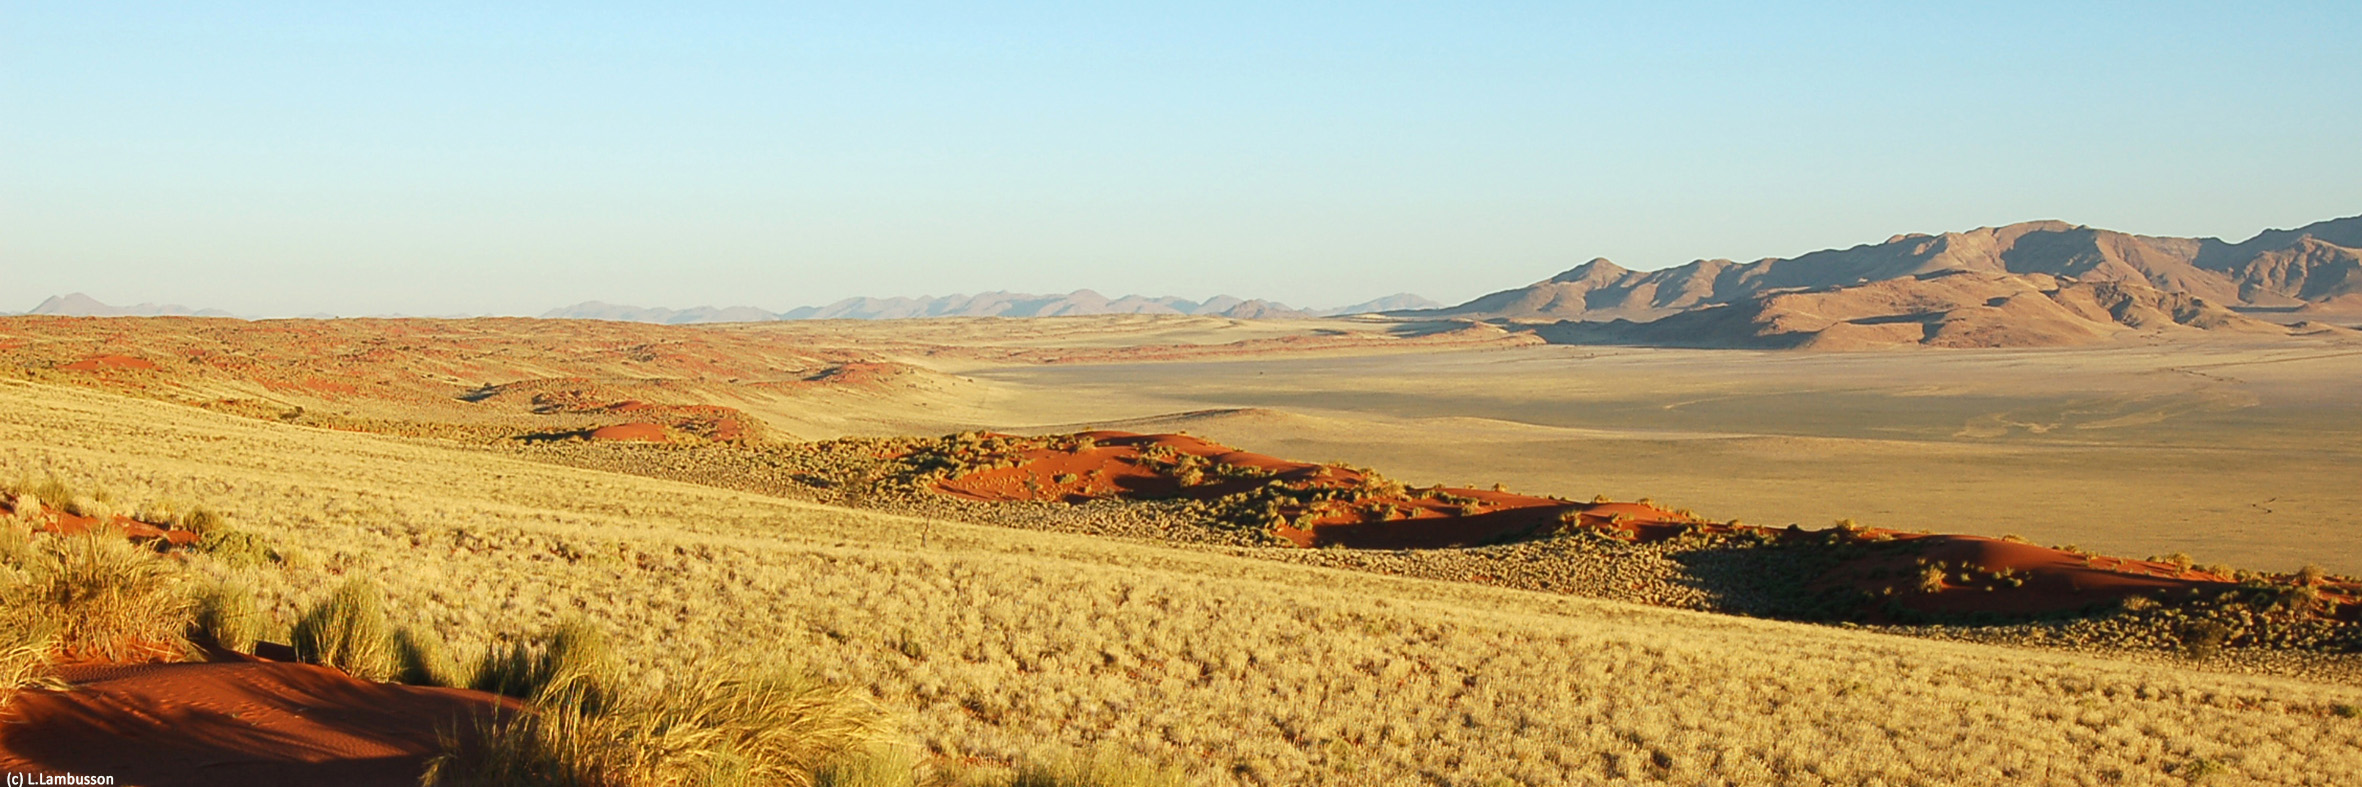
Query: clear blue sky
[[6, 2, 2359, 316]]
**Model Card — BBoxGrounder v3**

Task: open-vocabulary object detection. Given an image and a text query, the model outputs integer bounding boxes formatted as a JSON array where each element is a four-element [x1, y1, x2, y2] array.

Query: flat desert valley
[[959, 333, 2362, 574]]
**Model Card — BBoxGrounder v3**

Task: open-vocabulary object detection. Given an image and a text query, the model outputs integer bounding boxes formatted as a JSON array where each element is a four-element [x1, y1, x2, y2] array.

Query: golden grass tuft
[[2, 527, 190, 660], [426, 661, 886, 787], [290, 577, 397, 681], [189, 572, 263, 652], [0, 609, 63, 704], [395, 624, 468, 688], [470, 618, 619, 711]]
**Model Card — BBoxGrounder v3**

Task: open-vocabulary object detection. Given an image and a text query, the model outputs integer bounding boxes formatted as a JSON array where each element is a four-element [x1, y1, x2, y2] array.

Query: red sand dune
[[588, 422, 668, 442], [926, 430, 1683, 549], [57, 354, 158, 372], [1, 497, 198, 547], [920, 430, 2359, 622], [1812, 535, 2242, 616], [1810, 534, 2360, 619], [0, 660, 515, 787]]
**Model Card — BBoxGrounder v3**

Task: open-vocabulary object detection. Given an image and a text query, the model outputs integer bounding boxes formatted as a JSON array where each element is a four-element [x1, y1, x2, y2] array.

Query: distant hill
[[1535, 271, 2349, 350], [22, 293, 238, 318], [542, 291, 1440, 323], [536, 301, 780, 325], [1421, 215, 2362, 322], [1313, 293, 1441, 316]]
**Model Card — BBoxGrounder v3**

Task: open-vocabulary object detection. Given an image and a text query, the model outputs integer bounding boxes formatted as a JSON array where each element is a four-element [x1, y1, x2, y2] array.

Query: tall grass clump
[[290, 577, 396, 681], [196, 528, 280, 567], [3, 527, 190, 661], [395, 625, 467, 688], [427, 651, 885, 787], [469, 617, 620, 712], [189, 572, 263, 653], [7, 475, 74, 513], [0, 613, 63, 704], [0, 520, 65, 700]]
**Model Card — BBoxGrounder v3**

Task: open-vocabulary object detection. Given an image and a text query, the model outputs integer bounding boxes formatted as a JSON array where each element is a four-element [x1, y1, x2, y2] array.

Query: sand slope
[[0, 661, 513, 787]]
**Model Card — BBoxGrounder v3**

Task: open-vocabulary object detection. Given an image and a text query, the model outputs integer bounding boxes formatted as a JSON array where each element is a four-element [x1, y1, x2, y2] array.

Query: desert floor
[[944, 337, 2362, 574]]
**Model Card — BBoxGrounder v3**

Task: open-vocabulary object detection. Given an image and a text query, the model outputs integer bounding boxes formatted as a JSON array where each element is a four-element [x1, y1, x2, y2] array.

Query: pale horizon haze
[[6, 2, 2360, 317]]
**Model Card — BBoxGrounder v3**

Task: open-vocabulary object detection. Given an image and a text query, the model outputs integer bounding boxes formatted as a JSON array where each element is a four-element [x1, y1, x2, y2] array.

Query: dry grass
[[291, 577, 397, 681], [470, 618, 620, 709], [427, 659, 885, 787], [5, 380, 2362, 785], [395, 624, 467, 688], [189, 571, 264, 652], [1, 525, 189, 661]]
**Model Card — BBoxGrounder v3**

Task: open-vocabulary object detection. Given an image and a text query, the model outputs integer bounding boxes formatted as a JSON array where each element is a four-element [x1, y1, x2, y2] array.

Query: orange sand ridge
[[0, 658, 515, 786], [916, 430, 2360, 621]]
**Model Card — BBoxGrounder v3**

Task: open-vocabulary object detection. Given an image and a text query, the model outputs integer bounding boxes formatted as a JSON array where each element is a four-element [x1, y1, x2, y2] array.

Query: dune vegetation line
[[3, 379, 2362, 785]]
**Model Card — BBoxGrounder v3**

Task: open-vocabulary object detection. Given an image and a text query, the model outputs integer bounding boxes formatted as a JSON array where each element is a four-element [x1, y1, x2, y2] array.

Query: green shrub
[[290, 578, 396, 681], [2179, 620, 2232, 660], [197, 529, 279, 567], [179, 507, 227, 537]]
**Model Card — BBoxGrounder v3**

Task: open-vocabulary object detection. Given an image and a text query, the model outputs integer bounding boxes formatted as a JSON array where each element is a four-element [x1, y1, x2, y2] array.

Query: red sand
[[1805, 534, 2362, 619], [0, 660, 515, 787], [57, 354, 158, 372], [919, 430, 2360, 622], [0, 497, 198, 547], [588, 422, 668, 442], [926, 431, 1676, 549]]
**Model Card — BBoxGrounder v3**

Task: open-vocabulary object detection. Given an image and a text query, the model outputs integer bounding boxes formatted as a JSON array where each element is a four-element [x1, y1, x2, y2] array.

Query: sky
[[6, 2, 2361, 317]]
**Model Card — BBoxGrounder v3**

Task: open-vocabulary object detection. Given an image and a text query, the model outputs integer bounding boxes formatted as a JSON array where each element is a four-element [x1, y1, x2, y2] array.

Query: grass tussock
[[290, 577, 397, 681], [196, 528, 280, 567], [189, 572, 264, 653], [5, 475, 74, 514], [395, 624, 467, 688], [0, 607, 63, 704], [1, 526, 189, 661], [428, 644, 885, 787], [469, 618, 619, 711]]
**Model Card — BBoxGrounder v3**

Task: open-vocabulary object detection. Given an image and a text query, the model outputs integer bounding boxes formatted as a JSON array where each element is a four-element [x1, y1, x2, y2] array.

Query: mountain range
[[18, 293, 238, 319], [16, 213, 2361, 350], [1418, 215, 2362, 323], [539, 291, 1441, 324]]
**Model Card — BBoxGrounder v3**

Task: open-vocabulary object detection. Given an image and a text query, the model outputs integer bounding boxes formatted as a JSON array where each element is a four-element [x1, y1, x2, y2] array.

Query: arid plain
[[935, 326, 2362, 575], [2, 311, 2360, 785]]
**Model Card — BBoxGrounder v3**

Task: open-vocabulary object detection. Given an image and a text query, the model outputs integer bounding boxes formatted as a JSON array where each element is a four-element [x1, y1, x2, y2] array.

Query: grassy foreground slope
[[3, 378, 2359, 786]]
